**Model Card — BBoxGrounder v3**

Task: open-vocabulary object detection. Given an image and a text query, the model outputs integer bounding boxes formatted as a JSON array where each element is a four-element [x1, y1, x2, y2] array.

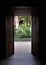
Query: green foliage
[[14, 16, 32, 39], [18, 16, 30, 23], [15, 22, 31, 38]]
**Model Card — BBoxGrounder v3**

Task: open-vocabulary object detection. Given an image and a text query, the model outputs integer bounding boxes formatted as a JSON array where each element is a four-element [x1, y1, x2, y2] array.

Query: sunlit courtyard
[[14, 16, 32, 54], [14, 16, 32, 41]]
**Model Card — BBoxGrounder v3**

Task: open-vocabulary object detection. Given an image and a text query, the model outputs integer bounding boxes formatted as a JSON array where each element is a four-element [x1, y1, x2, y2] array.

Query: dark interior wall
[[32, 8, 39, 57], [0, 8, 6, 59], [32, 7, 46, 60], [5, 6, 14, 57], [31, 5, 46, 60], [39, 7, 46, 60], [6, 15, 14, 57], [12, 7, 33, 16], [0, 5, 14, 59]]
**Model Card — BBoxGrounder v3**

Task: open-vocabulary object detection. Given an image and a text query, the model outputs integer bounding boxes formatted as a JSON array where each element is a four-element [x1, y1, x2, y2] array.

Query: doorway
[[6, 6, 39, 58], [14, 16, 32, 55]]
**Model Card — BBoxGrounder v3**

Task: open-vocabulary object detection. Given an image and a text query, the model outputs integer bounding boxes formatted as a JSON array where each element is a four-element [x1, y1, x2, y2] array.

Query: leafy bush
[[15, 22, 31, 38]]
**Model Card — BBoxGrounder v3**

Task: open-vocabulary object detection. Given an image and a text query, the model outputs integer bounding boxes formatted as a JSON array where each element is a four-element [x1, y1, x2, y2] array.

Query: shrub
[[15, 22, 31, 38]]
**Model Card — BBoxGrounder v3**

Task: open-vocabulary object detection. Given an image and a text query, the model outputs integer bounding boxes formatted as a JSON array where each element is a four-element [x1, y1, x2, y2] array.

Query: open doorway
[[6, 6, 39, 58], [14, 16, 32, 55]]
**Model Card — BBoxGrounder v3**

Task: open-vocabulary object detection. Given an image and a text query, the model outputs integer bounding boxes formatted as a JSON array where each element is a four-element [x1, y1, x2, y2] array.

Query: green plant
[[15, 22, 31, 38]]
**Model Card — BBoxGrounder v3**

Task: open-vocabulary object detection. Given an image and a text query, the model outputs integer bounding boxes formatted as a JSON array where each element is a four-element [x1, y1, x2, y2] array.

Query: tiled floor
[[0, 41, 46, 65]]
